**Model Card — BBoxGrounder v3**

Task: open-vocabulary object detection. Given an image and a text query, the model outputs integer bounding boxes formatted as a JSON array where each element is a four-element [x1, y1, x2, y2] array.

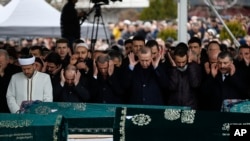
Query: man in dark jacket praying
[[167, 43, 202, 109], [123, 47, 167, 105], [54, 64, 90, 102]]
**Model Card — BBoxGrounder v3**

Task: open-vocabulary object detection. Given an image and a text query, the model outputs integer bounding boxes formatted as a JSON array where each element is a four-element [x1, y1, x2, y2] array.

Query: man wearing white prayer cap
[[6, 55, 53, 113], [72, 43, 92, 75]]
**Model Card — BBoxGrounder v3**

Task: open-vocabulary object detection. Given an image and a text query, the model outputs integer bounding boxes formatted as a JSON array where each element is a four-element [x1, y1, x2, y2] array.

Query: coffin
[[0, 113, 67, 141], [24, 102, 190, 134], [221, 99, 249, 113], [113, 107, 250, 141]]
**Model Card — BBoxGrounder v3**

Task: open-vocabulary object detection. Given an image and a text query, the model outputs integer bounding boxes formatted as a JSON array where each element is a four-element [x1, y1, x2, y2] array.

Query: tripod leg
[[100, 14, 110, 45], [94, 16, 100, 46], [91, 15, 97, 52]]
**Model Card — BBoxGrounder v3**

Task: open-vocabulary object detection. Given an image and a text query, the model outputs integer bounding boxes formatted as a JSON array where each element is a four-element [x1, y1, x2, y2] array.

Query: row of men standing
[[0, 36, 249, 113]]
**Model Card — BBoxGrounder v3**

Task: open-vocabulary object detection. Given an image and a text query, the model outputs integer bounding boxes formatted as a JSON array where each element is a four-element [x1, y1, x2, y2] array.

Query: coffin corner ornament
[[131, 114, 151, 126]]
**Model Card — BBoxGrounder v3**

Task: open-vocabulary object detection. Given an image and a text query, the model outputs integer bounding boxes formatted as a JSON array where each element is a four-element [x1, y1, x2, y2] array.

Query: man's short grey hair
[[0, 49, 9, 60], [139, 47, 151, 54], [96, 55, 110, 64], [65, 64, 77, 71]]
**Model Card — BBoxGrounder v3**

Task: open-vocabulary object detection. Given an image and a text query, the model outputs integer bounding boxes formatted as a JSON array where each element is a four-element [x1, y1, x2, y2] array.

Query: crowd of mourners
[[0, 15, 250, 113]]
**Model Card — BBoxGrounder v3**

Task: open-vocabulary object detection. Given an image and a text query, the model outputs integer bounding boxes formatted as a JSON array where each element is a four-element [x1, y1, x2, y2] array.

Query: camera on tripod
[[91, 0, 122, 5]]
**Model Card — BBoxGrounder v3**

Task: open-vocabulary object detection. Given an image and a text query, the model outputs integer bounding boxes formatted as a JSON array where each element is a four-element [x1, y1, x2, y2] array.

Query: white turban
[[18, 56, 35, 66], [75, 43, 89, 50], [207, 28, 217, 36]]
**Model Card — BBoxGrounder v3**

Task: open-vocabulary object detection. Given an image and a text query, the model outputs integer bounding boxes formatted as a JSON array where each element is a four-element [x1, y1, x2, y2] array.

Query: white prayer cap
[[75, 43, 89, 50], [144, 21, 151, 28], [18, 56, 35, 66], [207, 28, 217, 36], [191, 16, 198, 21], [123, 19, 131, 25]]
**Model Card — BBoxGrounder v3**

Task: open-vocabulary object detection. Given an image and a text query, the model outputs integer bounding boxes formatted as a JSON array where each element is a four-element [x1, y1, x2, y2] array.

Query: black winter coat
[[167, 62, 202, 109], [123, 64, 167, 105]]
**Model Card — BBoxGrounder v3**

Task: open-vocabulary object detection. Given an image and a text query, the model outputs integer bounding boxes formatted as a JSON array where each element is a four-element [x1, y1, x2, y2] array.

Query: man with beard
[[167, 43, 202, 109], [70, 43, 93, 92], [6, 55, 53, 113], [70, 43, 92, 77], [202, 51, 248, 111], [54, 64, 90, 102]]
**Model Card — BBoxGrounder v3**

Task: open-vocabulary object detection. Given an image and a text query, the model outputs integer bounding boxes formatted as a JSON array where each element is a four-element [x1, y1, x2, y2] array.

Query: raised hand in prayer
[[204, 62, 211, 74], [52, 64, 62, 75], [74, 70, 81, 86], [152, 51, 161, 69], [229, 63, 236, 76], [156, 38, 166, 60], [188, 49, 199, 64], [108, 60, 114, 76], [128, 52, 138, 67], [167, 51, 176, 67], [243, 55, 250, 66], [60, 69, 65, 86], [37, 57, 46, 73], [70, 54, 78, 65], [211, 63, 218, 78], [93, 59, 98, 77], [76, 61, 89, 72], [0, 64, 6, 77]]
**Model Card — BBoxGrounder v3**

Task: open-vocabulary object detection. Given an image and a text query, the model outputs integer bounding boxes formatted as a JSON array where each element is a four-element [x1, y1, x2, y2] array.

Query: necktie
[[222, 74, 228, 81]]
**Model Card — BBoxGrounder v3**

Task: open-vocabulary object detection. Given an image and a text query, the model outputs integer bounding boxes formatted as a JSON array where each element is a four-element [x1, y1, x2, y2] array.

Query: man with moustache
[[6, 55, 53, 113], [202, 51, 248, 111]]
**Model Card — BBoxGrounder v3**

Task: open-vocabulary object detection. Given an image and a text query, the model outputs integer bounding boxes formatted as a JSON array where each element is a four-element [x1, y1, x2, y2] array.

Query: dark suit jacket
[[0, 64, 21, 113], [167, 62, 202, 109], [123, 64, 167, 105], [89, 68, 124, 104], [202, 70, 248, 111], [54, 78, 90, 102]]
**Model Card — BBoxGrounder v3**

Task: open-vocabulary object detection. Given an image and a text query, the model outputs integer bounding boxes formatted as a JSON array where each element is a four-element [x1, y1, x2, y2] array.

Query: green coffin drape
[[0, 114, 67, 141], [24, 102, 190, 134], [113, 107, 250, 141]]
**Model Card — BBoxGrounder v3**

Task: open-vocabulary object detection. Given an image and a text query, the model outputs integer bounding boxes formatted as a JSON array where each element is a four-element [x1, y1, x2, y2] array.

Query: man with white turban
[[6, 55, 53, 113]]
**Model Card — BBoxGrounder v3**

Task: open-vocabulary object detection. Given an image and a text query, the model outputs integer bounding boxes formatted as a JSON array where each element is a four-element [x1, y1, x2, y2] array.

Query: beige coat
[[6, 71, 53, 113]]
